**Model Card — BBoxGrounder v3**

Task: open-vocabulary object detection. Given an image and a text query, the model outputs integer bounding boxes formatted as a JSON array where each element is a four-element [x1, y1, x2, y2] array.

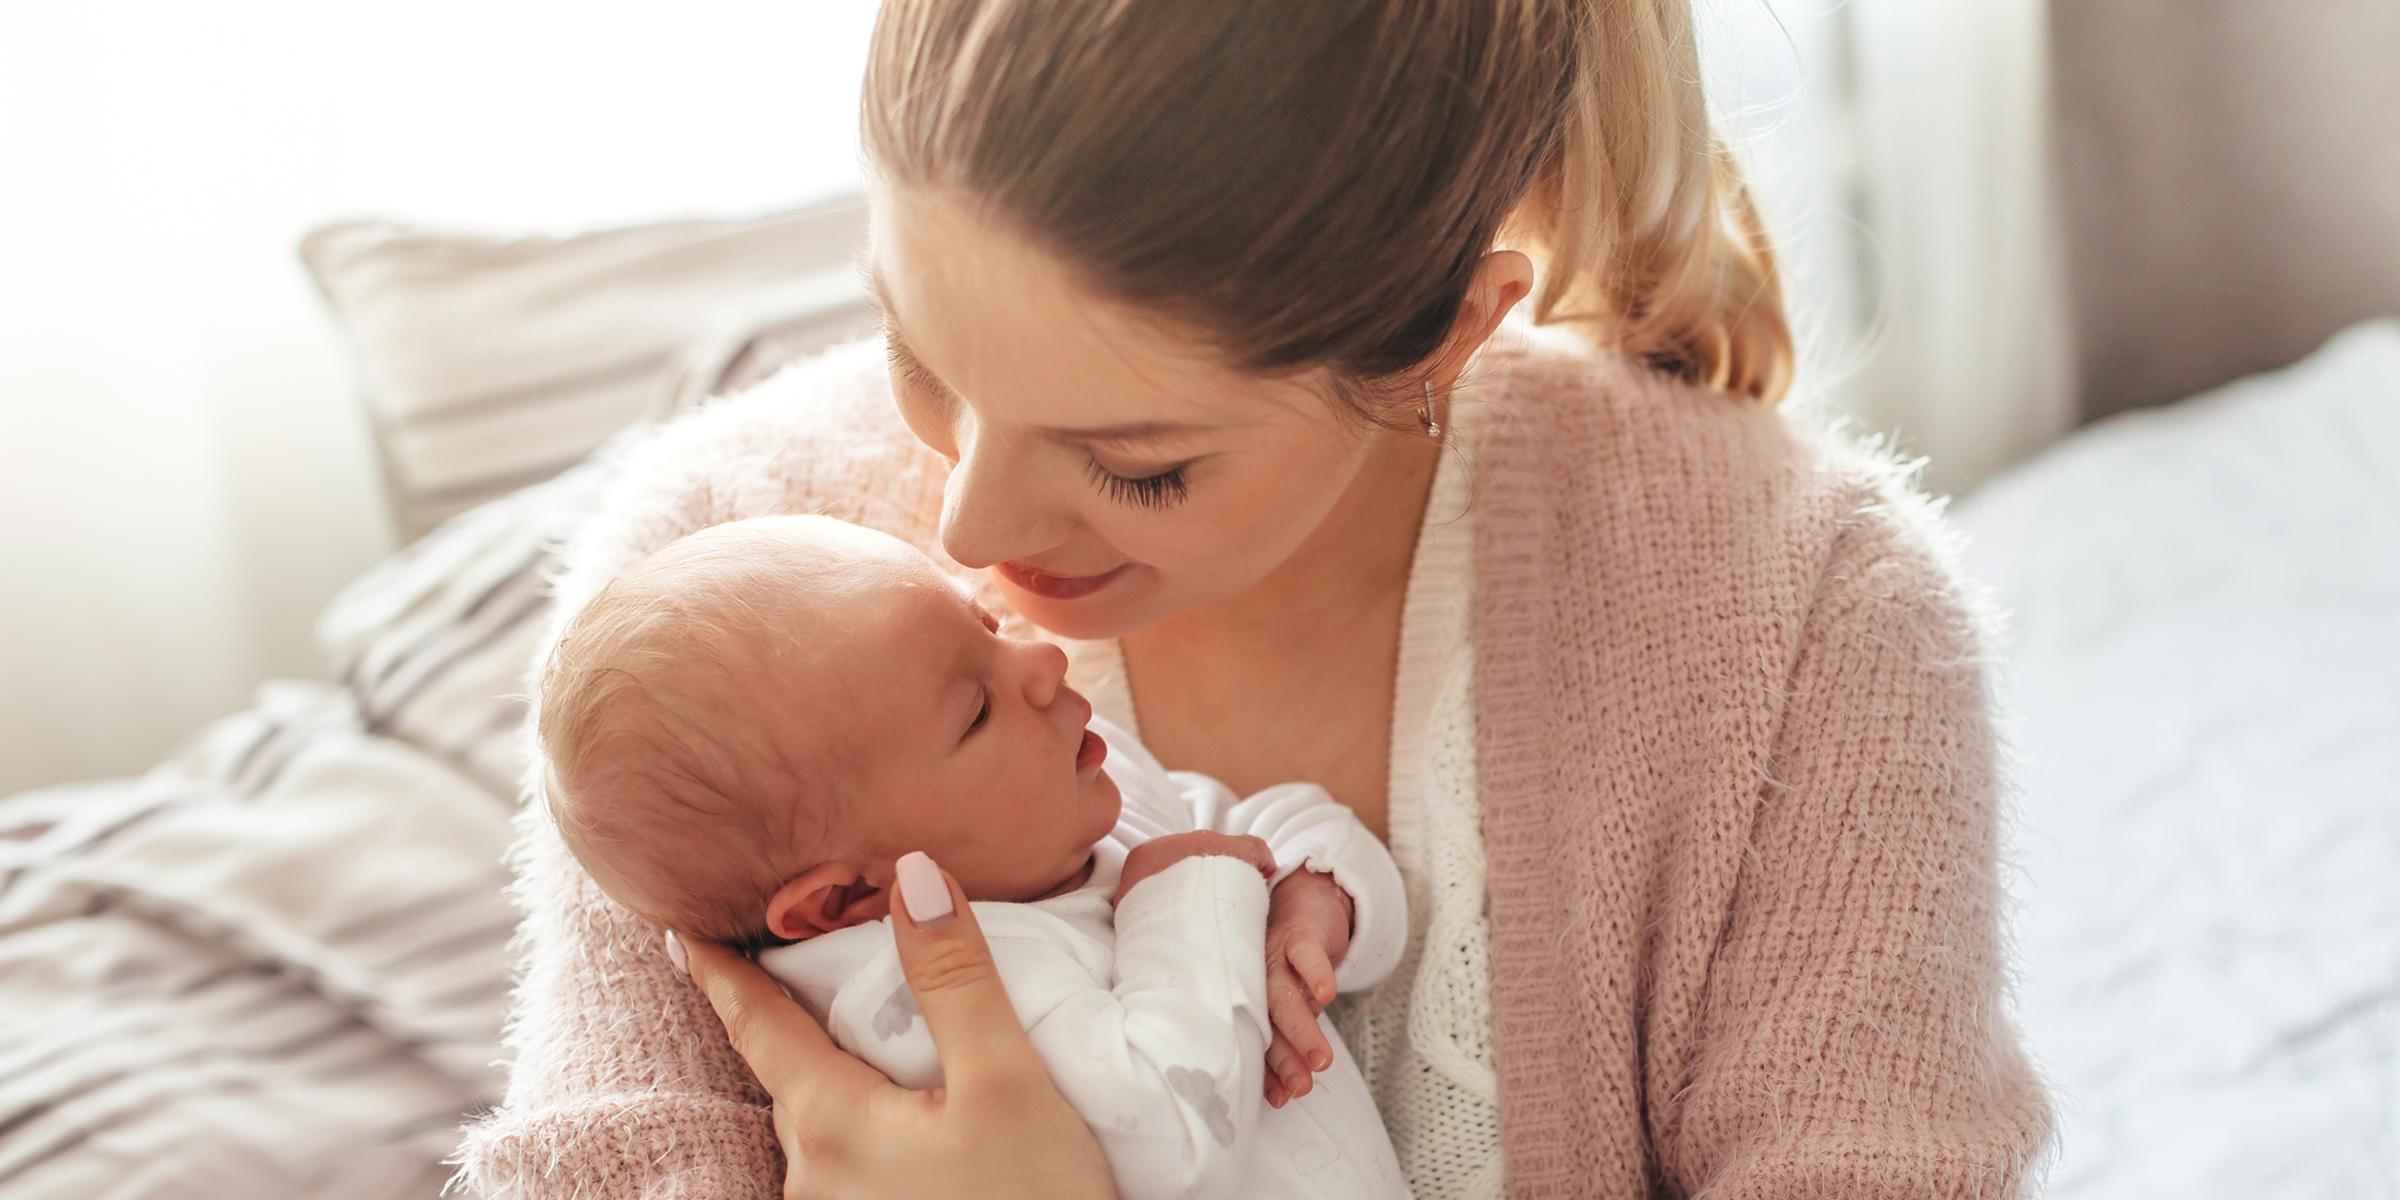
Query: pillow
[[303, 192, 877, 539], [309, 195, 886, 794]]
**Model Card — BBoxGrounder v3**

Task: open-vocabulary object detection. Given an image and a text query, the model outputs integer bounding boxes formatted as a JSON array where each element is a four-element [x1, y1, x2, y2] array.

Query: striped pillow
[[303, 192, 876, 541], [309, 196, 880, 794]]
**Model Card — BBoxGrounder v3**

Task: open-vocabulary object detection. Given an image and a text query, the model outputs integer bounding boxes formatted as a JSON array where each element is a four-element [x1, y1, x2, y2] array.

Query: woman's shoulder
[[1469, 323, 1978, 630], [632, 336, 924, 490], [549, 336, 951, 621], [1475, 322, 1957, 570]]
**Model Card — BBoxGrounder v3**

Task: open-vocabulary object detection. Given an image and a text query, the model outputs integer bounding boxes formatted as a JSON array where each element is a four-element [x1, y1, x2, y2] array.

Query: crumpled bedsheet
[[0, 681, 518, 1200], [1958, 320, 2400, 1197], [0, 452, 608, 1199]]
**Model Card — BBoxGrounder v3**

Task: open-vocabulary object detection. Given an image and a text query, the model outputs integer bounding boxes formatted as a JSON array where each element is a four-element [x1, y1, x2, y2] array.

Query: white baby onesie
[[760, 718, 1409, 1200]]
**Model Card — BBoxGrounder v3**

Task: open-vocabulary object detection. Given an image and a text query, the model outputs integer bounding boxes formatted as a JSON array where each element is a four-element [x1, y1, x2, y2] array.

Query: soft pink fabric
[[457, 333, 2050, 1198]]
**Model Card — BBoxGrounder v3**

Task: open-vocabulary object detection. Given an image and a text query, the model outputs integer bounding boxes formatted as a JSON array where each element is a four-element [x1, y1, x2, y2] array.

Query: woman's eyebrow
[[866, 263, 1217, 446], [1040, 419, 1216, 445]]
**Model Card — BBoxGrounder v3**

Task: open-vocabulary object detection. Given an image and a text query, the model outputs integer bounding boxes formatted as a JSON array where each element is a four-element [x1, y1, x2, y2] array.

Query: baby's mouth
[[1076, 728, 1108, 772]]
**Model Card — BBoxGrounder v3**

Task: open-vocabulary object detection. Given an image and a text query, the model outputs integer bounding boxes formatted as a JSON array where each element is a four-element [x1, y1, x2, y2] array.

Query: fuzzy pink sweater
[[458, 332, 2050, 1198]]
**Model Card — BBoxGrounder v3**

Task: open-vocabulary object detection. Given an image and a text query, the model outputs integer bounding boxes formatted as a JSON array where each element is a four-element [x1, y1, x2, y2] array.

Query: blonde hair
[[864, 0, 1792, 406]]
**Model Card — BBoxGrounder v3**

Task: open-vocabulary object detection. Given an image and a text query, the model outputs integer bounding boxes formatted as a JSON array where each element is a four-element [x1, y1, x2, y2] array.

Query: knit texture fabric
[[455, 330, 2051, 1198], [1472, 327, 2051, 1196], [1329, 405, 1507, 1200]]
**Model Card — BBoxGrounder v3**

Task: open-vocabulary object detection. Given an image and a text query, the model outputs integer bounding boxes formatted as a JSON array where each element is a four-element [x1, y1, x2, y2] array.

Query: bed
[[1958, 319, 2400, 1195], [0, 195, 878, 1200], [3, 200, 2394, 1195]]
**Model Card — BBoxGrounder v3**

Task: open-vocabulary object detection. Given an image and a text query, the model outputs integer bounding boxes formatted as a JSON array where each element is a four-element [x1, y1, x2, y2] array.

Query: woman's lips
[[995, 560, 1131, 600], [1076, 728, 1108, 772]]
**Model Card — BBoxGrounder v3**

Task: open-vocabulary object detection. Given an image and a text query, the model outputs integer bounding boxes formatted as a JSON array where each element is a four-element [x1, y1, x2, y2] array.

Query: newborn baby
[[540, 515, 1408, 1200]]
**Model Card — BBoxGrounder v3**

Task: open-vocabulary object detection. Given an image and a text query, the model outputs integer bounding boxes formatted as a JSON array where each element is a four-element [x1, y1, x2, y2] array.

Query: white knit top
[[1060, 407, 1503, 1200]]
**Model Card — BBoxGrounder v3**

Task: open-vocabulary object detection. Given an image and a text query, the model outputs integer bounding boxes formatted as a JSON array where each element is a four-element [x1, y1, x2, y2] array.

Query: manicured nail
[[663, 930, 689, 977], [896, 851, 956, 930], [1310, 1050, 1331, 1071]]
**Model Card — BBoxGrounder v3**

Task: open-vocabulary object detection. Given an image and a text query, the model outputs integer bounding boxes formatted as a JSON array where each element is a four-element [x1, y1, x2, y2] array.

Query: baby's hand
[[1261, 868, 1352, 1108], [1111, 831, 1276, 905]]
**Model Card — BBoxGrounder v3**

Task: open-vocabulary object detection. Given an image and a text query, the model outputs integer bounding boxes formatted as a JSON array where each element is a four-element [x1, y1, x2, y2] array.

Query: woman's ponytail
[[1505, 0, 1794, 403]]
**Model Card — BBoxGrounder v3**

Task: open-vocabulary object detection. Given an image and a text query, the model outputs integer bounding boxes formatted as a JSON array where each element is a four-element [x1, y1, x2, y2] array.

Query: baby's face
[[792, 551, 1124, 906]]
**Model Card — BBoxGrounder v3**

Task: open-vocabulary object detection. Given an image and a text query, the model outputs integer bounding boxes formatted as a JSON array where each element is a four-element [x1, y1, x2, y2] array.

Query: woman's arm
[[1660, 518, 2052, 1195], [457, 811, 784, 1198]]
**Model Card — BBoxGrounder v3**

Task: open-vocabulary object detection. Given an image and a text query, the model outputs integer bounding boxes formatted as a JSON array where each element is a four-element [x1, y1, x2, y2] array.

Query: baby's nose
[[1019, 638, 1068, 709]]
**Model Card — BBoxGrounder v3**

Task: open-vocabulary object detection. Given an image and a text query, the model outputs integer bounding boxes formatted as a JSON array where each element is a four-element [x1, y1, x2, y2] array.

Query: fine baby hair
[[538, 515, 928, 947]]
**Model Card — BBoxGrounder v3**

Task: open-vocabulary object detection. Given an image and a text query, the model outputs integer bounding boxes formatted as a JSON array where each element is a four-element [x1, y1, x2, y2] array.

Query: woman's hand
[[680, 852, 1116, 1200], [1261, 867, 1353, 1108]]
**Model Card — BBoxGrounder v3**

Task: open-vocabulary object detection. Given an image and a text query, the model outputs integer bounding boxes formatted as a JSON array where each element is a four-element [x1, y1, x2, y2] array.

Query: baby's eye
[[965, 692, 991, 738]]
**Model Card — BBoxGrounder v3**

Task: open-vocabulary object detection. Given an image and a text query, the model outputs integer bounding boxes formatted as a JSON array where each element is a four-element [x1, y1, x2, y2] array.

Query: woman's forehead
[[865, 185, 1316, 431]]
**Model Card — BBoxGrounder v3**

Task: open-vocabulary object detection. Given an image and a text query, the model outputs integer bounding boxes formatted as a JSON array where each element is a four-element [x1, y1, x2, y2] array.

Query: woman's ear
[[764, 863, 892, 941], [1428, 249, 1536, 391]]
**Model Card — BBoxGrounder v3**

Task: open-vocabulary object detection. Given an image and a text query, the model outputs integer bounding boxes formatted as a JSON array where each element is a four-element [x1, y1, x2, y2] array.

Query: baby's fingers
[[1264, 1030, 1313, 1107], [1265, 957, 1334, 1075], [1286, 937, 1338, 1009]]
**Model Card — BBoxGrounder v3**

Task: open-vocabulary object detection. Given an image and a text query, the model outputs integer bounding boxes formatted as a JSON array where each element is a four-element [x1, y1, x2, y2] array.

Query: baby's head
[[541, 515, 1122, 948]]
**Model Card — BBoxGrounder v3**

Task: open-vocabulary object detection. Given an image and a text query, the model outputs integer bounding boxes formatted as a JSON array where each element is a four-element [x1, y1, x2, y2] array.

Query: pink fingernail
[[663, 930, 689, 977], [896, 851, 956, 929]]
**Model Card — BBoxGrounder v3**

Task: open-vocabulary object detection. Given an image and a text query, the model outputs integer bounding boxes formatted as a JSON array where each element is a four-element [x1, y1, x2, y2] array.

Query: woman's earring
[[1418, 381, 1442, 439]]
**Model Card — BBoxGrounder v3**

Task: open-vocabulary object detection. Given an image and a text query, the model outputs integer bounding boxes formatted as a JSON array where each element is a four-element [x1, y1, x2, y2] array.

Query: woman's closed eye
[[1083, 455, 1191, 509]]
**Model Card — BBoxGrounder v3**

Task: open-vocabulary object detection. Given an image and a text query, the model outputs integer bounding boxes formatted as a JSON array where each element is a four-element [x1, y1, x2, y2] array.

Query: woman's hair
[[863, 0, 1793, 406]]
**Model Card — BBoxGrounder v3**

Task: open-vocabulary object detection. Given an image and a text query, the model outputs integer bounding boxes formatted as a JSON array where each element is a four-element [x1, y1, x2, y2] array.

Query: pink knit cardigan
[[458, 331, 2051, 1198]]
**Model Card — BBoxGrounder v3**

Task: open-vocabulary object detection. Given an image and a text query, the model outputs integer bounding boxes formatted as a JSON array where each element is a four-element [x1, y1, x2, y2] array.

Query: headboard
[[2052, 0, 2400, 420]]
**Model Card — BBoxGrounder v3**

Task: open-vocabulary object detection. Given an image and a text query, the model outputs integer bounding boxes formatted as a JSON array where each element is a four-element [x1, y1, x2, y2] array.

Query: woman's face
[[866, 184, 1416, 640]]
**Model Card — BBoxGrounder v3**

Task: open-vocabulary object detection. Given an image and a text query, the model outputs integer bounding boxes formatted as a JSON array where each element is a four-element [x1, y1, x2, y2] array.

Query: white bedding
[[0, 458, 612, 1199], [1958, 320, 2400, 1196]]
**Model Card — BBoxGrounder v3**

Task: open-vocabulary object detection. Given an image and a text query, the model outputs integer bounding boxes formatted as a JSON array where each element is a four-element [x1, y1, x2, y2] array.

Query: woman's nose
[[938, 426, 1062, 571]]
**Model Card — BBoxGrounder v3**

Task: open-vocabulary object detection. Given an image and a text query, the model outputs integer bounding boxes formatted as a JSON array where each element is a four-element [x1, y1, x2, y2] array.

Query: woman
[[461, 0, 2051, 1196]]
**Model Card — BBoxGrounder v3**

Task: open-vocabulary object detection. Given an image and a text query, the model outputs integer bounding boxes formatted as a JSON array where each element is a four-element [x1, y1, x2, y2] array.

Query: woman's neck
[[1116, 426, 1440, 834]]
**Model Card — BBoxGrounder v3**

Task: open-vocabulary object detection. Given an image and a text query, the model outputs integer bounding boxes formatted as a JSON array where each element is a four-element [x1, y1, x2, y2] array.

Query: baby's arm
[[1026, 853, 1275, 1200], [1196, 782, 1406, 992], [784, 853, 1273, 1200], [1176, 778, 1408, 1102]]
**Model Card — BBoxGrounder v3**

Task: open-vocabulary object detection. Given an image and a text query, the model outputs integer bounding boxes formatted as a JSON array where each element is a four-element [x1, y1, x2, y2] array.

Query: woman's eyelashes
[[1083, 455, 1192, 509]]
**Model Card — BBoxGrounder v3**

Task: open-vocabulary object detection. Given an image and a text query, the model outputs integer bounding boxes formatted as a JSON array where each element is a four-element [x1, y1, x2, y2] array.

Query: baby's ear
[[764, 864, 890, 941]]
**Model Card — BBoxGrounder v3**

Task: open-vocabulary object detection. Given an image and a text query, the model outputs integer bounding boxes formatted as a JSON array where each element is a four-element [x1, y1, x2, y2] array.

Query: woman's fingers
[[889, 852, 1048, 1097], [681, 933, 886, 1106]]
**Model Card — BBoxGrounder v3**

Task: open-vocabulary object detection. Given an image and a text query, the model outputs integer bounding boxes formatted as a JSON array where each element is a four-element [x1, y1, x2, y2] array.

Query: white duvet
[[1959, 320, 2400, 1196]]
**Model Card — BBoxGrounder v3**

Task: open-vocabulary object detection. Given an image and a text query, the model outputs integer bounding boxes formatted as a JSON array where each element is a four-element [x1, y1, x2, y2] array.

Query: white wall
[[1699, 0, 2073, 497], [0, 1, 875, 793]]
